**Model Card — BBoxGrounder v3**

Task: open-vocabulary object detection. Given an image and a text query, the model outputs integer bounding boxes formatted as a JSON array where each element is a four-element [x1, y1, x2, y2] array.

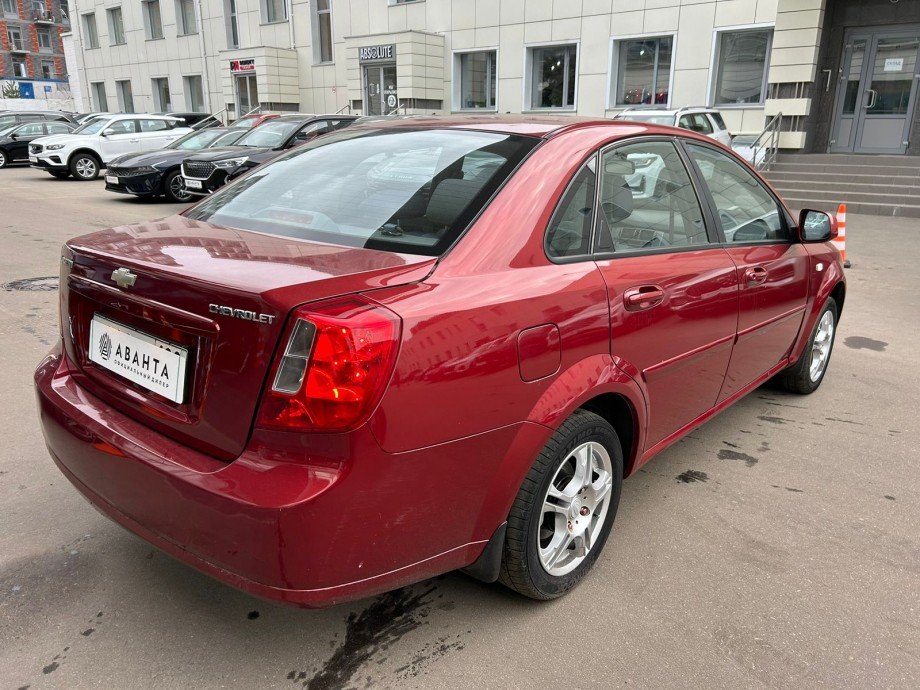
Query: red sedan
[[35, 116, 844, 606]]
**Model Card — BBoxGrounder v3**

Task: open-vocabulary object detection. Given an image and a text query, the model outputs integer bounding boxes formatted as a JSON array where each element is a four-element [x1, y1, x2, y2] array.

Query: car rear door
[[682, 142, 809, 402], [592, 138, 739, 451], [137, 118, 176, 149]]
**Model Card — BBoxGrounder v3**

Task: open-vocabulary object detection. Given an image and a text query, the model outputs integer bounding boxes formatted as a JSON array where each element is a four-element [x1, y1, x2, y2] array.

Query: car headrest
[[602, 173, 633, 224], [426, 178, 485, 227]]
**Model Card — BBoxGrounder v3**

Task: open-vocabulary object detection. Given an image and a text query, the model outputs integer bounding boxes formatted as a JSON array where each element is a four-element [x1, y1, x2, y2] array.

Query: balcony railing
[[32, 8, 68, 24], [9, 39, 28, 53]]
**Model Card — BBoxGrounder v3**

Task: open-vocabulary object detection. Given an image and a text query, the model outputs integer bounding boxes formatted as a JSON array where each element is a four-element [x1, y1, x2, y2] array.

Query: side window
[[139, 119, 170, 132], [678, 114, 713, 135], [708, 112, 727, 131], [292, 121, 331, 144], [47, 122, 72, 134], [686, 143, 790, 242], [17, 123, 46, 136], [595, 140, 708, 253], [106, 120, 136, 135], [545, 159, 596, 259]]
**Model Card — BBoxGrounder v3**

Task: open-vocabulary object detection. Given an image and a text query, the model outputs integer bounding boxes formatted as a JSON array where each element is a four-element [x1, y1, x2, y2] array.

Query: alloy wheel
[[168, 173, 193, 201], [809, 309, 835, 382], [0, 151, 7, 168], [75, 157, 96, 179], [538, 441, 614, 577]]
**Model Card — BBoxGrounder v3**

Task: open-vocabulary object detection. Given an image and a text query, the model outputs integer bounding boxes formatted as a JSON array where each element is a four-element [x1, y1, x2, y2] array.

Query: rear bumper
[[35, 348, 538, 607]]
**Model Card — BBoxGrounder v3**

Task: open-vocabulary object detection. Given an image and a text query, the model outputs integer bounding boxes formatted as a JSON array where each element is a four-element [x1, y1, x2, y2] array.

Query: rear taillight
[[256, 296, 401, 432]]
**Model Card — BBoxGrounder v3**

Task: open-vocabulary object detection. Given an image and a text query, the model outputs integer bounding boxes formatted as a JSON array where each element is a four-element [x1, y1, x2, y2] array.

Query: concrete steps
[[763, 154, 920, 217]]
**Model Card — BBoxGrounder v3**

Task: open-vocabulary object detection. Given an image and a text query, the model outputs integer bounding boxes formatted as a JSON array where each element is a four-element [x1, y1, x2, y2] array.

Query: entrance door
[[831, 29, 920, 154], [363, 65, 397, 116], [235, 74, 259, 116]]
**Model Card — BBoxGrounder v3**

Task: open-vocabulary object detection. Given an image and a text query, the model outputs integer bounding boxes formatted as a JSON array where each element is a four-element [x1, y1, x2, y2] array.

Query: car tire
[[0, 149, 8, 168], [49, 170, 70, 179], [69, 153, 100, 181], [499, 409, 623, 600], [778, 297, 838, 395], [163, 169, 194, 203]]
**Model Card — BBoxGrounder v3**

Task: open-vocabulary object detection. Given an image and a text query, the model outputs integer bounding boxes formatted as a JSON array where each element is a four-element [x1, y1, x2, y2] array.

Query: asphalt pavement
[[1, 166, 918, 689]]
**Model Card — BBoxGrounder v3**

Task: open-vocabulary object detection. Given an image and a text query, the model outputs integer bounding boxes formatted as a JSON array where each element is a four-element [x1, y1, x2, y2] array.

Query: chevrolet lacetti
[[35, 116, 845, 606]]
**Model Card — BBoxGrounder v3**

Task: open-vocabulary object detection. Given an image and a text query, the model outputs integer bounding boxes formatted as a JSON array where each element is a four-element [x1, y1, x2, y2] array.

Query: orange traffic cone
[[834, 203, 850, 268]]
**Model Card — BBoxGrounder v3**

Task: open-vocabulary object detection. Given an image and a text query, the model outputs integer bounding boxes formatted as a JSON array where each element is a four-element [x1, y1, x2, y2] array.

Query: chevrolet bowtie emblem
[[111, 267, 137, 289]]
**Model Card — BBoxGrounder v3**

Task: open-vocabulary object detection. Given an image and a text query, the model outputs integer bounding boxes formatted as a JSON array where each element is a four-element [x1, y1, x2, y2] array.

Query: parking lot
[[1, 164, 919, 688]]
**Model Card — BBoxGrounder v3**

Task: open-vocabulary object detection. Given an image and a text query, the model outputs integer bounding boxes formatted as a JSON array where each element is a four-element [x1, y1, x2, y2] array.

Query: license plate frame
[[105, 175, 119, 185], [184, 178, 203, 190], [88, 314, 189, 404]]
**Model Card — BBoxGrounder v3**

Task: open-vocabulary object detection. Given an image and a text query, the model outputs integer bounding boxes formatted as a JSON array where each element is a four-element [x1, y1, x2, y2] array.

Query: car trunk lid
[[61, 218, 435, 460]]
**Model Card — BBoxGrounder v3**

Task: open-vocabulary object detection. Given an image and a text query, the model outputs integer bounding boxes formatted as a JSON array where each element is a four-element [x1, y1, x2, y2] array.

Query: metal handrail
[[335, 104, 352, 114], [750, 112, 782, 171], [386, 102, 407, 116]]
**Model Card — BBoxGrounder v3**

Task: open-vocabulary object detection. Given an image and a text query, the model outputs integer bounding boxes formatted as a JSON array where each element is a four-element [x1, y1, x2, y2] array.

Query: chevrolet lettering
[[209, 304, 276, 325]]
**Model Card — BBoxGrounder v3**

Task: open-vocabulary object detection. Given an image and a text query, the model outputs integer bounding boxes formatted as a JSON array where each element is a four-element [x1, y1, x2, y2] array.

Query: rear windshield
[[235, 120, 301, 148], [184, 128, 538, 256]]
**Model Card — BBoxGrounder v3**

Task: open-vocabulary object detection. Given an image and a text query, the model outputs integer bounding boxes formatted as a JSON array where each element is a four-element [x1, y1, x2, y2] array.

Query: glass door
[[831, 30, 920, 154], [235, 74, 259, 116], [363, 65, 397, 115]]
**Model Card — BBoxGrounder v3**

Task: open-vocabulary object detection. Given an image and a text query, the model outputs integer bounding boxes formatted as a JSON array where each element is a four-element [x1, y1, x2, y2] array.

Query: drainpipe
[[193, 0, 212, 112], [287, 0, 295, 50], [70, 0, 90, 111]]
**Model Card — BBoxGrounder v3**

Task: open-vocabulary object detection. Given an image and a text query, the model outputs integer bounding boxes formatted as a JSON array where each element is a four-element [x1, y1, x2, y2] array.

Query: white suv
[[29, 114, 192, 181], [613, 107, 732, 147]]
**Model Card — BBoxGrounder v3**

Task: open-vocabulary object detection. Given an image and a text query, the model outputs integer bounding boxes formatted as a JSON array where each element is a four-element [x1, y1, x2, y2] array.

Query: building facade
[[0, 0, 70, 99], [66, 0, 920, 153]]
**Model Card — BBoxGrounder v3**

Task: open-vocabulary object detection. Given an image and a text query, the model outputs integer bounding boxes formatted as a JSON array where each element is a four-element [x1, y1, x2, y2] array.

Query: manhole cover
[[2, 276, 59, 292]]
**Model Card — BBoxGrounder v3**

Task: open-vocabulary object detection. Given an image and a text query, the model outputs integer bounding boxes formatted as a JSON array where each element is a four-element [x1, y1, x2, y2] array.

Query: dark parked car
[[0, 120, 75, 168], [104, 127, 248, 202], [36, 116, 845, 608], [0, 111, 76, 130], [181, 114, 358, 195]]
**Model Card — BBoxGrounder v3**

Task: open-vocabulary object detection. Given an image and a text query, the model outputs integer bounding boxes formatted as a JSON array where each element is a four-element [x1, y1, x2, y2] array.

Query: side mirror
[[798, 209, 838, 242], [101, 128, 115, 137], [9, 133, 17, 140]]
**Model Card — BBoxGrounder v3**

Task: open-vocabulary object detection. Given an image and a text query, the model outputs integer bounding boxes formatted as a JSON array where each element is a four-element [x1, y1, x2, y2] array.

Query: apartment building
[[0, 0, 69, 95], [67, 0, 920, 154]]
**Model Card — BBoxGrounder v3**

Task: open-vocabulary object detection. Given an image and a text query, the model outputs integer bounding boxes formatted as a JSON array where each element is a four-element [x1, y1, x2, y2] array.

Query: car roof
[[344, 114, 663, 138], [617, 106, 716, 116]]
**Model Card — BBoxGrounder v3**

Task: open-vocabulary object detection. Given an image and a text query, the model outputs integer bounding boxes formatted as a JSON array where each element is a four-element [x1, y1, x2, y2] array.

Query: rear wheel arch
[[831, 281, 845, 316], [578, 393, 640, 478]]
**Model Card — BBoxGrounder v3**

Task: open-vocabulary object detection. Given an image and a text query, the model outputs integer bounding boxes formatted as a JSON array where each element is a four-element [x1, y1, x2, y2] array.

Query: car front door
[[592, 139, 739, 451], [683, 142, 809, 402], [97, 119, 138, 161], [8, 122, 46, 161], [287, 120, 333, 149]]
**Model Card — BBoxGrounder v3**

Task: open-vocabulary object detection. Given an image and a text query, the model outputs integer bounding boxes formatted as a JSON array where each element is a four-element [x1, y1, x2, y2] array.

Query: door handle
[[864, 89, 878, 109], [744, 266, 768, 286], [624, 285, 665, 311]]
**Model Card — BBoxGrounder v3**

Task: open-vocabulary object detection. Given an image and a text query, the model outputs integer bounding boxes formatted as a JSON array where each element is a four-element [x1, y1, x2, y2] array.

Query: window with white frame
[[712, 28, 773, 105], [262, 0, 286, 24], [144, 0, 164, 40], [176, 0, 198, 35], [41, 60, 55, 79], [184, 75, 204, 112], [12, 56, 27, 78], [528, 44, 577, 110], [82, 12, 99, 49], [2, 0, 17, 19], [152, 77, 171, 111], [225, 0, 239, 48], [7, 25, 23, 51], [107, 7, 125, 45], [612, 36, 673, 106], [116, 80, 134, 112], [91, 81, 108, 110], [456, 50, 496, 110], [37, 27, 53, 52], [312, 0, 332, 63]]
